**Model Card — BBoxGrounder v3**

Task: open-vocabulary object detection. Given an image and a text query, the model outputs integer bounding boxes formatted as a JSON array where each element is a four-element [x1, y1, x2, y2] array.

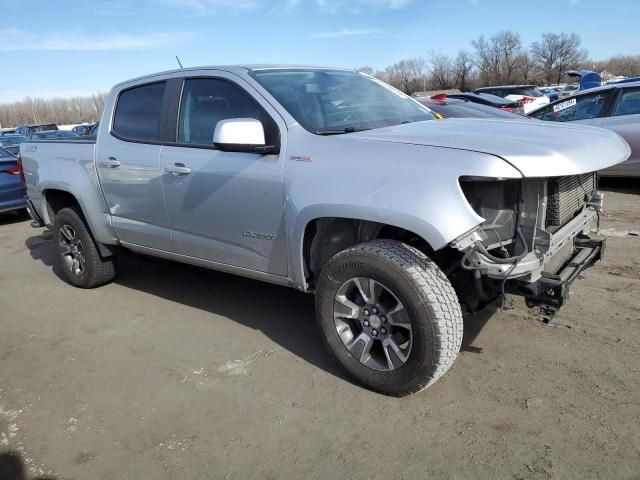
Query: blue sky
[[1, 0, 639, 102]]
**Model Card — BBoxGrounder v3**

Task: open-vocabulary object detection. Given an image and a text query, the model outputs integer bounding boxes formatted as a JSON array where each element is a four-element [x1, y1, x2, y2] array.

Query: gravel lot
[[1, 180, 639, 480]]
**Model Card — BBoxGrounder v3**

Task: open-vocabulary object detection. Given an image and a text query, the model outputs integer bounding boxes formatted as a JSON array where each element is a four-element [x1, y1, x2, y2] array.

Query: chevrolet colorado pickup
[[19, 66, 630, 396]]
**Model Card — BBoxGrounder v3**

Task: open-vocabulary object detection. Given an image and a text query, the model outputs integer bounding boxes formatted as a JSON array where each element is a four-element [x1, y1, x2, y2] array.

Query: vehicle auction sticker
[[553, 98, 577, 112]]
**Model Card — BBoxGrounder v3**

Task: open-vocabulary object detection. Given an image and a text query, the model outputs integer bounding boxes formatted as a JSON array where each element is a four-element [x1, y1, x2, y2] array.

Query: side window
[[612, 89, 640, 116], [177, 78, 276, 146], [113, 82, 166, 142], [531, 92, 610, 122]]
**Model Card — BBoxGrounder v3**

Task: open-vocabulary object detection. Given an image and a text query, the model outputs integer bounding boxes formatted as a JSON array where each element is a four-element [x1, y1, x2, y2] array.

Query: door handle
[[165, 163, 191, 176], [99, 157, 120, 169]]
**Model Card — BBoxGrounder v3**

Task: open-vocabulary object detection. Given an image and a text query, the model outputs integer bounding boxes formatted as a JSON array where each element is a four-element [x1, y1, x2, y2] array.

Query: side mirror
[[213, 118, 278, 154]]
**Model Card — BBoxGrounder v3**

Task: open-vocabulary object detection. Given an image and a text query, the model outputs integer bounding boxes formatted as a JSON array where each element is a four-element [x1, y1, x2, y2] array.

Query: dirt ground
[[0, 180, 639, 480]]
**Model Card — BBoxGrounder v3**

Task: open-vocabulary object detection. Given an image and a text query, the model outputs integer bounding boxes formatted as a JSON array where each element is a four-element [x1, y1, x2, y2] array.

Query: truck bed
[[20, 139, 115, 244]]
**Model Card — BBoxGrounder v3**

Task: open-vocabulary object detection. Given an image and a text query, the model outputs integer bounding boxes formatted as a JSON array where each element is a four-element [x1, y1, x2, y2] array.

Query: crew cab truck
[[20, 66, 630, 396]]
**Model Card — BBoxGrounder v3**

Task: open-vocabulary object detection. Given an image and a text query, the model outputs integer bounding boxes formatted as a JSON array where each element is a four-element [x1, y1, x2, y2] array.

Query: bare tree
[[515, 52, 537, 84], [0, 93, 107, 128], [593, 55, 640, 77], [472, 31, 523, 85], [453, 50, 474, 91], [428, 53, 454, 90], [530, 32, 588, 85], [357, 66, 375, 75]]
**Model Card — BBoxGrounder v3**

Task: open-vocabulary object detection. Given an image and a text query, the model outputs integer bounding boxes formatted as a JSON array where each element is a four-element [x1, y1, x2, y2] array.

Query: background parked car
[[416, 95, 527, 120], [0, 146, 26, 215], [566, 70, 602, 91], [0, 135, 29, 155], [528, 80, 640, 177], [14, 123, 58, 136], [446, 92, 524, 114], [538, 87, 559, 102], [473, 85, 550, 114], [29, 130, 79, 140], [558, 84, 579, 98], [71, 123, 96, 136]]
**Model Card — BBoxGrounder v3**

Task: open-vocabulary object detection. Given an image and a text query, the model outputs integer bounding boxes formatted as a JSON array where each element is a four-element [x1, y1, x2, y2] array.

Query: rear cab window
[[112, 82, 167, 142]]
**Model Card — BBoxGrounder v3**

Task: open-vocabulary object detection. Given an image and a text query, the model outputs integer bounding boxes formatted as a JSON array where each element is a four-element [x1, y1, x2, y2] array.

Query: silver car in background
[[528, 81, 640, 177]]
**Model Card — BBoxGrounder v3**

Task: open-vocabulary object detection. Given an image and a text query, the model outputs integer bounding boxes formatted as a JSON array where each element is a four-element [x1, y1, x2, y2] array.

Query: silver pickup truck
[[19, 65, 630, 396]]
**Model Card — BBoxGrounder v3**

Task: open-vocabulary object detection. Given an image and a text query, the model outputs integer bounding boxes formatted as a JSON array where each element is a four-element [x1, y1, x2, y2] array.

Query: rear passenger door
[[159, 73, 288, 276], [96, 80, 173, 251]]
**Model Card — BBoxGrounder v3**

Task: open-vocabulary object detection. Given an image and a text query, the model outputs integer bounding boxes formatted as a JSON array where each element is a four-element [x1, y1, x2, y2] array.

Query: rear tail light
[[501, 107, 514, 112], [519, 96, 536, 103], [7, 166, 20, 175], [15, 154, 27, 190]]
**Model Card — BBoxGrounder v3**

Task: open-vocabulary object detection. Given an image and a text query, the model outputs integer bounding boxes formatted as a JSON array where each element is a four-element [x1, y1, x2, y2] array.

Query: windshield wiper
[[313, 127, 359, 135]]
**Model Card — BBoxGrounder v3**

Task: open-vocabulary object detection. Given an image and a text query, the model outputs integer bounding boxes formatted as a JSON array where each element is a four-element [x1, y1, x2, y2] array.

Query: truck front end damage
[[451, 173, 605, 322]]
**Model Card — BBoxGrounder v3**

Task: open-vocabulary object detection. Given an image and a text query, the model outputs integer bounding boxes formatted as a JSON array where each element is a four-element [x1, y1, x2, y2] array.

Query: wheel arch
[[42, 188, 119, 258], [295, 209, 443, 290]]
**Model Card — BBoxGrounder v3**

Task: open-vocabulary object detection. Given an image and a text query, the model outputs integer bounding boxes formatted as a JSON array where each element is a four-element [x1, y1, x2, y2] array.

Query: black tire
[[53, 206, 117, 288], [316, 239, 463, 396]]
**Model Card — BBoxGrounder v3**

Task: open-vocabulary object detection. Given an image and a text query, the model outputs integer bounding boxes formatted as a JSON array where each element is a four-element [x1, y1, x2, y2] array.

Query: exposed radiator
[[546, 173, 596, 227]]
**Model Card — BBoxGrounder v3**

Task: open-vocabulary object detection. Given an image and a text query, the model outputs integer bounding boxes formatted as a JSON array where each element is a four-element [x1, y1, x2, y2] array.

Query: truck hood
[[348, 118, 631, 177]]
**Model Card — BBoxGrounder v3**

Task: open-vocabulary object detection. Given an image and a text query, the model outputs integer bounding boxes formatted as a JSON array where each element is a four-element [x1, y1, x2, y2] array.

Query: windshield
[[253, 69, 435, 134], [0, 135, 28, 146], [0, 147, 14, 158], [31, 130, 78, 139], [512, 87, 544, 97]]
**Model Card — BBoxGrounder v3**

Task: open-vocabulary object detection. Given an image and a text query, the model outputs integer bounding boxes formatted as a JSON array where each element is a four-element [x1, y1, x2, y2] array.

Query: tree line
[[0, 93, 107, 129], [2, 30, 640, 127], [359, 31, 640, 95]]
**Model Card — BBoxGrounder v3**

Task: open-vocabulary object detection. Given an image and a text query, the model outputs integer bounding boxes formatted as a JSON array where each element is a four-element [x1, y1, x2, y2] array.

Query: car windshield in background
[[0, 147, 14, 158], [30, 130, 78, 139], [512, 87, 544, 97], [0, 135, 28, 146], [253, 69, 435, 134], [30, 124, 58, 133], [432, 102, 524, 119]]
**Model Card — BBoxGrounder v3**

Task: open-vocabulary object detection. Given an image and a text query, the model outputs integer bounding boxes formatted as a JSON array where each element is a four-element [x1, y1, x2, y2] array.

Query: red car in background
[[416, 94, 528, 120]]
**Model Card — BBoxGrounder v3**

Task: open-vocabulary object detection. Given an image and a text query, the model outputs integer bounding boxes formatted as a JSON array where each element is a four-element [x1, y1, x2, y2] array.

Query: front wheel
[[315, 240, 463, 396], [53, 207, 117, 288]]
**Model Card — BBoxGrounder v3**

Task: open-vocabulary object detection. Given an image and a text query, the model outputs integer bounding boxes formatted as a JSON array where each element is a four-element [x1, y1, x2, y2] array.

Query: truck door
[[159, 74, 288, 276], [96, 80, 172, 251]]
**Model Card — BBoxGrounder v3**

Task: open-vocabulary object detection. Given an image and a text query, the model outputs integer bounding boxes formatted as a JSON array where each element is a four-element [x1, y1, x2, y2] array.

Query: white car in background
[[473, 85, 550, 114]]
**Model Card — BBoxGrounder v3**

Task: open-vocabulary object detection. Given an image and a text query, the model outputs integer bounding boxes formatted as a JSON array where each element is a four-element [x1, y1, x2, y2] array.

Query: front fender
[[283, 131, 523, 289]]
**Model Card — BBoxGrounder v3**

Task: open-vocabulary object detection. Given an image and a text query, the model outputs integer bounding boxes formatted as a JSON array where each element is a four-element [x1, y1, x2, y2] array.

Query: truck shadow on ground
[[25, 235, 494, 386], [0, 451, 56, 480], [598, 177, 640, 195]]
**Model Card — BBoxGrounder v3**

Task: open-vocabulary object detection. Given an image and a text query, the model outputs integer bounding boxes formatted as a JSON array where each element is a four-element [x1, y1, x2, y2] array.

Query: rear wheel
[[315, 240, 463, 396], [53, 207, 117, 288]]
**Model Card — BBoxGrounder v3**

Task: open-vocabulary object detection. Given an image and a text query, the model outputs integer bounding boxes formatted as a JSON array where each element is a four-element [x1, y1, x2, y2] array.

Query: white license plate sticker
[[553, 98, 577, 112]]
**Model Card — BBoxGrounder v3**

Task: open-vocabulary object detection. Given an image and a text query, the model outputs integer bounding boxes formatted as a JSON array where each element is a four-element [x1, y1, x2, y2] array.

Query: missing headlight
[[459, 178, 520, 249]]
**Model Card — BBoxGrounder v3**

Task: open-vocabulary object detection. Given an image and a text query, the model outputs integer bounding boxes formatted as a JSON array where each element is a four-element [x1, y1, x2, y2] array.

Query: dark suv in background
[[14, 123, 58, 136]]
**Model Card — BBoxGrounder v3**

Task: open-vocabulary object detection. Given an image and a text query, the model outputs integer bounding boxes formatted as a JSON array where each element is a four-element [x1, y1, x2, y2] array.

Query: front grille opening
[[546, 173, 596, 228]]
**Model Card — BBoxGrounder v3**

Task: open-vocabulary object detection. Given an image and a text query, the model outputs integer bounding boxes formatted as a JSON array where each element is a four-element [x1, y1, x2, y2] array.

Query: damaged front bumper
[[452, 205, 605, 321], [511, 236, 605, 321], [461, 207, 599, 282]]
